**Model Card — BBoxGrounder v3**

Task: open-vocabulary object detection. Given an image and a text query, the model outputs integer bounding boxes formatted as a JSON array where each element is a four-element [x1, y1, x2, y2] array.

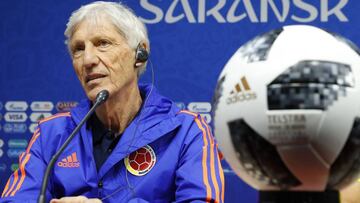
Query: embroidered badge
[[124, 145, 156, 176]]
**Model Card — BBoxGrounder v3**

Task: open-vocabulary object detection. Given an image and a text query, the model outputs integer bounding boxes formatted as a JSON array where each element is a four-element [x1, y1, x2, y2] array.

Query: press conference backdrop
[[0, 0, 359, 202]]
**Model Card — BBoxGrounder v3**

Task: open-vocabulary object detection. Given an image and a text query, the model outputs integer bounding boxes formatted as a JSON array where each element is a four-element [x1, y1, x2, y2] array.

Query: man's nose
[[83, 46, 99, 69]]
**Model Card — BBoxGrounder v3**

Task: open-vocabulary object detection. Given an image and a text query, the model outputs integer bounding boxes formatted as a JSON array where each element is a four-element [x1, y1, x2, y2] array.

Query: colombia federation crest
[[124, 145, 156, 176]]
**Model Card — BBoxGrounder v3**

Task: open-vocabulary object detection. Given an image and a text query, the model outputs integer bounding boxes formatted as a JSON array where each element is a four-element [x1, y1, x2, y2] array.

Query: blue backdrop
[[0, 0, 359, 202]]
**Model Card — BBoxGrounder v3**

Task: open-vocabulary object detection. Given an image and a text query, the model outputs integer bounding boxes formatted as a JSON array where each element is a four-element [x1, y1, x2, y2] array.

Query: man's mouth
[[85, 73, 106, 83]]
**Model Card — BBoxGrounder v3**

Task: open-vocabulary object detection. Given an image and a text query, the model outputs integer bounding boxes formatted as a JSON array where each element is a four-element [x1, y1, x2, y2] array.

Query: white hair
[[64, 1, 149, 75]]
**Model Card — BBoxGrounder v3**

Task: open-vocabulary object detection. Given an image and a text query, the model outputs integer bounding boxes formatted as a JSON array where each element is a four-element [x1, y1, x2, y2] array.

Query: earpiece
[[135, 44, 148, 67]]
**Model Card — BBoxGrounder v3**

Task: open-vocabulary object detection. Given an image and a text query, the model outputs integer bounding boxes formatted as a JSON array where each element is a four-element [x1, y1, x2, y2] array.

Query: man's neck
[[94, 84, 143, 134]]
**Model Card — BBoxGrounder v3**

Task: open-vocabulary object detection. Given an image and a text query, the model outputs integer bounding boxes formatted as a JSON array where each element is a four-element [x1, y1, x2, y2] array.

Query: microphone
[[38, 90, 109, 203]]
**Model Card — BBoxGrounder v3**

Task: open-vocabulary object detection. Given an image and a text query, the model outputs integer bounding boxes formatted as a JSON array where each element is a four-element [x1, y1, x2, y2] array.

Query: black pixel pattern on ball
[[212, 75, 226, 116], [267, 60, 354, 110], [237, 28, 283, 63], [228, 119, 301, 189], [327, 117, 360, 190]]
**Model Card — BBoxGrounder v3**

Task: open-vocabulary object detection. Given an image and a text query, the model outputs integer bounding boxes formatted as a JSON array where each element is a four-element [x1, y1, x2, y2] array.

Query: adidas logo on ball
[[226, 76, 257, 104]]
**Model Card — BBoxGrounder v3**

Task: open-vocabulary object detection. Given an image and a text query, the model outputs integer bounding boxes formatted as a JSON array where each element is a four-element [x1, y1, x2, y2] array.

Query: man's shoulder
[[37, 112, 73, 131], [175, 110, 211, 136]]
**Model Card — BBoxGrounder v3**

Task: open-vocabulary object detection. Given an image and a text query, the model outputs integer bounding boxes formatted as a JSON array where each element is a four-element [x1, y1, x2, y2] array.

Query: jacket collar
[[70, 84, 181, 177]]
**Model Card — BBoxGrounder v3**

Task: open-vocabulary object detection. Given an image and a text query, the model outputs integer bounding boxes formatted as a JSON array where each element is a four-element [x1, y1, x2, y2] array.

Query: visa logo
[[5, 101, 28, 111], [187, 102, 212, 113], [3, 123, 27, 133], [4, 112, 27, 122], [7, 149, 25, 158]]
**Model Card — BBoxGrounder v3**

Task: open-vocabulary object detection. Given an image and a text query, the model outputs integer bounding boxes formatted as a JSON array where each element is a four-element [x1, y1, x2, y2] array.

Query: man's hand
[[340, 181, 360, 203], [50, 196, 102, 203]]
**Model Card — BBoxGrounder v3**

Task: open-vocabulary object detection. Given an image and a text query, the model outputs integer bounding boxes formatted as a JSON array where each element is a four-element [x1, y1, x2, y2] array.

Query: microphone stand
[[38, 90, 109, 203]]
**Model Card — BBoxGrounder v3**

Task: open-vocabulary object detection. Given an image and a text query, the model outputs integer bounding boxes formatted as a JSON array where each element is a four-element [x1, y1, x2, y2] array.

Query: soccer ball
[[213, 25, 360, 191]]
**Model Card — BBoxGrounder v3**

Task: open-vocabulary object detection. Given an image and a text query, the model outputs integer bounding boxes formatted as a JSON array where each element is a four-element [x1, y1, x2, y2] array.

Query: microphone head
[[95, 90, 109, 105]]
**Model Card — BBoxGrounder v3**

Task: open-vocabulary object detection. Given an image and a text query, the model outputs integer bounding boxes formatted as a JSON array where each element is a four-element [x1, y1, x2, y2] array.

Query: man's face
[[70, 18, 137, 101]]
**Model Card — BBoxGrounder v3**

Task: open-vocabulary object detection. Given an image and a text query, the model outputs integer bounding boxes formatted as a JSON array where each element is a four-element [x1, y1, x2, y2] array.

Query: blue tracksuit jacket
[[1, 84, 224, 203]]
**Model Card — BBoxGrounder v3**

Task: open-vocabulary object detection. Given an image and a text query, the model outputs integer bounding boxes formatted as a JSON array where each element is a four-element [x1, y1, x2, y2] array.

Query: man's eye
[[72, 45, 85, 56], [97, 39, 111, 48]]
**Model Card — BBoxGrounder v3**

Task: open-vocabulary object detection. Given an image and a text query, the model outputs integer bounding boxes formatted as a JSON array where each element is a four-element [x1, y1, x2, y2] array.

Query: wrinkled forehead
[[70, 13, 126, 42]]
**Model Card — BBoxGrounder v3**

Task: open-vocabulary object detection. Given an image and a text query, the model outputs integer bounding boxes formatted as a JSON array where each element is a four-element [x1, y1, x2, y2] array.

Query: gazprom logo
[[139, 0, 349, 24], [4, 112, 27, 122], [3, 123, 27, 133], [5, 101, 28, 111]]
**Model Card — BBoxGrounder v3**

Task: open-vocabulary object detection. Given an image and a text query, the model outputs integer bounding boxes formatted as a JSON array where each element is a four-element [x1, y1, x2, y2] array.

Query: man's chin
[[86, 90, 101, 102], [86, 87, 112, 102]]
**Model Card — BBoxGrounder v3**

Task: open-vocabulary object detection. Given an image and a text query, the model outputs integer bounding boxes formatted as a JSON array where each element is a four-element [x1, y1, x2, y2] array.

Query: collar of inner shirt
[[88, 114, 121, 153]]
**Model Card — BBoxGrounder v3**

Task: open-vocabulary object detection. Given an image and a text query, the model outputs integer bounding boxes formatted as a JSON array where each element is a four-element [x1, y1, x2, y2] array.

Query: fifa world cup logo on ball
[[213, 25, 360, 191]]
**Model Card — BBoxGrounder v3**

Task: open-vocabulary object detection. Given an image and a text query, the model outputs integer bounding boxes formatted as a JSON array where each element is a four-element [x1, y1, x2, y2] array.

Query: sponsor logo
[[4, 112, 28, 122], [139, 0, 349, 24], [57, 152, 80, 168], [7, 149, 25, 158], [30, 112, 52, 122], [125, 145, 156, 176], [188, 102, 211, 113], [29, 123, 38, 133], [0, 149, 3, 158], [227, 76, 257, 104], [30, 101, 54, 112], [0, 139, 3, 148], [175, 102, 186, 110], [200, 113, 212, 124], [3, 123, 27, 133], [268, 114, 306, 125], [8, 139, 28, 148], [267, 114, 308, 144], [5, 101, 28, 111], [11, 164, 19, 172], [56, 101, 78, 112], [0, 163, 6, 172]]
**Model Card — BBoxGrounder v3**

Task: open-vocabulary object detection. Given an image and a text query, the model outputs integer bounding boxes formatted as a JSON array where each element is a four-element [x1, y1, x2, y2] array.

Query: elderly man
[[0, 1, 224, 203]]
